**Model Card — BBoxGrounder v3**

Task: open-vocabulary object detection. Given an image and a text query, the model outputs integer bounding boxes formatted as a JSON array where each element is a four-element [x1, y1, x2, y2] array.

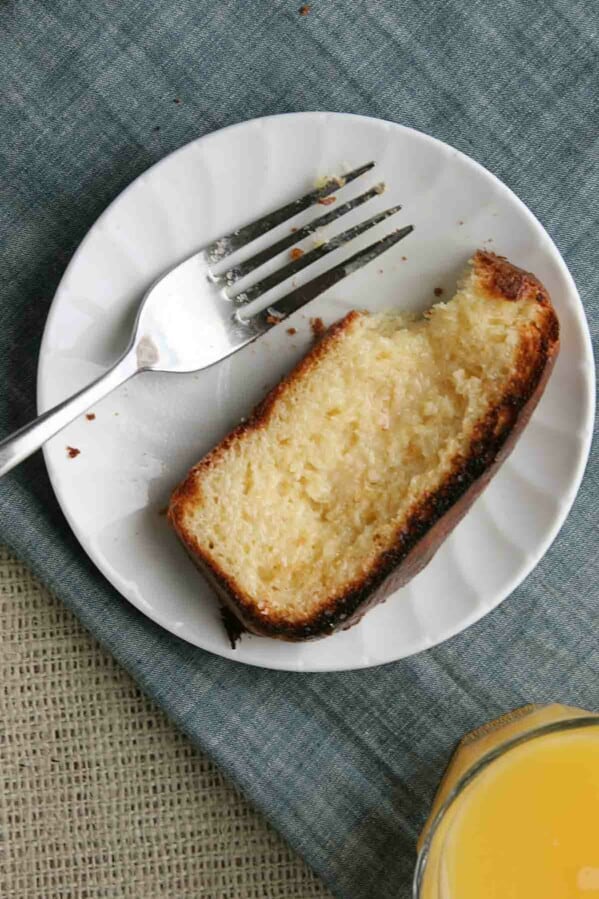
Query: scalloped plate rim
[[37, 112, 595, 672]]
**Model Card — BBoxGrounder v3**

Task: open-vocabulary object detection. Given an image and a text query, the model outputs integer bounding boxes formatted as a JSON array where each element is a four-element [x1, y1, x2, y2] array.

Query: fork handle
[[0, 350, 140, 478]]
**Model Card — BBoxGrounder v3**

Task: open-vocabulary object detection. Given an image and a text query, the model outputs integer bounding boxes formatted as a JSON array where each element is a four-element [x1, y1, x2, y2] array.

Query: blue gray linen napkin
[[1, 2, 597, 897]]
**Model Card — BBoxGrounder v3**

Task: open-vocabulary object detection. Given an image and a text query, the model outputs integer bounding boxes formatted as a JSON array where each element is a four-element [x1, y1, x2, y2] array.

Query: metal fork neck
[[0, 351, 140, 478]]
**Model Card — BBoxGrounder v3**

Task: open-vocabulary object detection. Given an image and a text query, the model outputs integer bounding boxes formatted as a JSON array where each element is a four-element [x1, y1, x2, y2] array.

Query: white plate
[[38, 112, 595, 672]]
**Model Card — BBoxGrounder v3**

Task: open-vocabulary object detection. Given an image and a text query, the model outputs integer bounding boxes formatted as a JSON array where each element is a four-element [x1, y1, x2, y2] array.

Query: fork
[[0, 162, 413, 478]]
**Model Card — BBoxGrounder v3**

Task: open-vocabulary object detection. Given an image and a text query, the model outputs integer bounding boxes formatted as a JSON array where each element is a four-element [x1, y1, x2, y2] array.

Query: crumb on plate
[[66, 446, 80, 459], [310, 316, 325, 337]]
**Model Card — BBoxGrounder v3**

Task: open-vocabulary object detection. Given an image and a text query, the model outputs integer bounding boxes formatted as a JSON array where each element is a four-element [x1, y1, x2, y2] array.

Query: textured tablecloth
[[0, 545, 329, 898], [0, 3, 598, 898]]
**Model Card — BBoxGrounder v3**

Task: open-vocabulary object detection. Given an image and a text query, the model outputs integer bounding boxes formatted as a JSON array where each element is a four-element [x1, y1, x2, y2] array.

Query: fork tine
[[205, 161, 375, 263], [241, 225, 414, 333], [231, 205, 403, 307], [211, 184, 386, 287]]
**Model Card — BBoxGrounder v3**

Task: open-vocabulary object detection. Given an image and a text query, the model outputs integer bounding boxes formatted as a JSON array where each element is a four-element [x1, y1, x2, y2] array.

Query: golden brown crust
[[472, 250, 552, 306], [169, 252, 560, 642]]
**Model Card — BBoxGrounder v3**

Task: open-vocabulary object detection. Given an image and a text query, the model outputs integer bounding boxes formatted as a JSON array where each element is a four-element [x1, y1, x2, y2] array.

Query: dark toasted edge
[[169, 252, 560, 641], [316, 329, 559, 638], [168, 311, 365, 639], [473, 249, 550, 303]]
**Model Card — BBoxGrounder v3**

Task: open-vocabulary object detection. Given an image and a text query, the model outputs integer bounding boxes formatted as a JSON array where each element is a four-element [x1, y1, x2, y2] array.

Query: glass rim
[[413, 714, 599, 897]]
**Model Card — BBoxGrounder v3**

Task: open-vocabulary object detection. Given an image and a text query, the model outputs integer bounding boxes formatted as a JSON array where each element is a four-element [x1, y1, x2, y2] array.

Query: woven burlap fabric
[[0, 545, 330, 899]]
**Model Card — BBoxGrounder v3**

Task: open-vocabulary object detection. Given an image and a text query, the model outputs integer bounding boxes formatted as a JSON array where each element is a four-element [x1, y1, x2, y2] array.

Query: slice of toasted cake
[[169, 251, 559, 641]]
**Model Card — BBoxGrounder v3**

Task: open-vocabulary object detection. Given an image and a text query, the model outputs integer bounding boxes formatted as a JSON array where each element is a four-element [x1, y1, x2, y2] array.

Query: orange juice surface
[[440, 729, 599, 898]]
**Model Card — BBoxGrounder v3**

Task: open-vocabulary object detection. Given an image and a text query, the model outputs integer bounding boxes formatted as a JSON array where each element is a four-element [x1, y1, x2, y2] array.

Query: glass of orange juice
[[414, 704, 599, 898]]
